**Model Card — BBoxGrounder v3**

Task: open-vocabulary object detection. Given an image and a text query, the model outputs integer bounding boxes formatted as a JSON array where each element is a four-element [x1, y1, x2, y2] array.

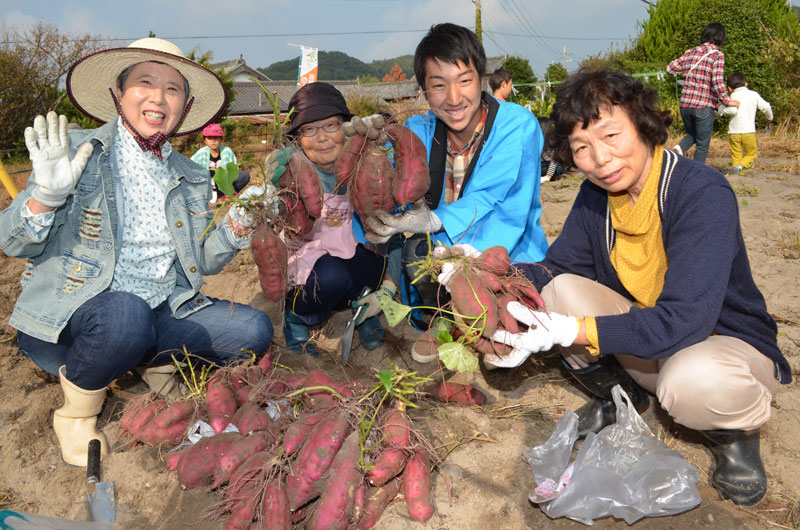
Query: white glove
[[352, 279, 397, 325], [434, 244, 481, 292], [24, 112, 93, 207], [491, 302, 580, 363], [228, 184, 266, 229], [341, 114, 386, 140], [364, 200, 442, 243]]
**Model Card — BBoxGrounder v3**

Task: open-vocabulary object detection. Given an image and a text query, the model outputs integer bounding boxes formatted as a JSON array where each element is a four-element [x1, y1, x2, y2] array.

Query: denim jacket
[[0, 120, 242, 343]]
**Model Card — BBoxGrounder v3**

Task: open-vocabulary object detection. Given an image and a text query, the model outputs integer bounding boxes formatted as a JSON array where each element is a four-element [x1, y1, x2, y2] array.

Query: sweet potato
[[353, 484, 366, 523], [235, 386, 252, 407], [470, 335, 513, 358], [262, 480, 291, 530], [231, 401, 272, 435], [289, 150, 324, 218], [137, 399, 194, 445], [207, 377, 238, 434], [283, 412, 326, 456], [287, 410, 352, 510], [213, 431, 271, 488], [367, 449, 406, 487], [349, 145, 395, 218], [279, 172, 316, 236], [121, 398, 166, 437], [334, 133, 368, 187], [165, 449, 184, 471], [474, 245, 511, 275], [251, 223, 289, 303], [357, 479, 402, 529], [449, 270, 499, 338], [381, 407, 411, 447], [304, 369, 354, 398], [225, 495, 258, 530], [497, 292, 521, 334], [503, 276, 545, 310], [308, 431, 362, 530], [257, 351, 272, 373], [430, 382, 487, 406], [473, 268, 503, 293], [226, 450, 271, 510], [177, 432, 241, 489], [367, 406, 411, 486], [403, 449, 434, 522], [385, 124, 430, 206]]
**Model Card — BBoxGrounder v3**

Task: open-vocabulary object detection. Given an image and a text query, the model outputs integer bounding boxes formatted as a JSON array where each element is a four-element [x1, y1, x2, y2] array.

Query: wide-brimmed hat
[[288, 82, 352, 135], [66, 37, 227, 136]]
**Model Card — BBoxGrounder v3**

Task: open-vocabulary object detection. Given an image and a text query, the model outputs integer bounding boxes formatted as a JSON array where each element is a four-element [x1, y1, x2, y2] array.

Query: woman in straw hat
[[0, 37, 273, 467]]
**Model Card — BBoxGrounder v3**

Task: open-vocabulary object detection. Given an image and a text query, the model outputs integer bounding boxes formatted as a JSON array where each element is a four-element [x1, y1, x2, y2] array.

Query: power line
[[485, 30, 631, 41]]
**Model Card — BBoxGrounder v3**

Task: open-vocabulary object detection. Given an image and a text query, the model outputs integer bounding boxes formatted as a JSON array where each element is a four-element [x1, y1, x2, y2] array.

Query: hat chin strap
[[109, 88, 195, 160]]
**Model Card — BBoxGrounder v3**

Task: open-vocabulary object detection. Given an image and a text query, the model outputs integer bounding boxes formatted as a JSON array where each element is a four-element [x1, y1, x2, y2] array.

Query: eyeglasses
[[298, 120, 343, 138]]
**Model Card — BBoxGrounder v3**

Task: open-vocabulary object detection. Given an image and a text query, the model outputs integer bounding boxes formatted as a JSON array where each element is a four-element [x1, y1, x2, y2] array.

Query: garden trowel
[[85, 439, 115, 525], [341, 286, 372, 365]]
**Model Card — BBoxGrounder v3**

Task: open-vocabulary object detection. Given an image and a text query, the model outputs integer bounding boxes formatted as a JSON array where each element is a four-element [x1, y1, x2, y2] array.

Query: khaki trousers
[[541, 274, 779, 431]]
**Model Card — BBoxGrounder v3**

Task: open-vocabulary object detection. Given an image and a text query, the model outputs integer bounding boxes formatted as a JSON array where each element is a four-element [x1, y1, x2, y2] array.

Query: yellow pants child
[[729, 133, 758, 169]]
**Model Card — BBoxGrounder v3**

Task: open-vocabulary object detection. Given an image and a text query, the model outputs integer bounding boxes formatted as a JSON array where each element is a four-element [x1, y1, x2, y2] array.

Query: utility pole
[[562, 46, 573, 70], [475, 0, 482, 42]]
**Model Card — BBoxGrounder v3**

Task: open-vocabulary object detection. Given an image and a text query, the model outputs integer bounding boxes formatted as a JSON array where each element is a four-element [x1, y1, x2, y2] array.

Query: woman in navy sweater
[[487, 70, 788, 506]]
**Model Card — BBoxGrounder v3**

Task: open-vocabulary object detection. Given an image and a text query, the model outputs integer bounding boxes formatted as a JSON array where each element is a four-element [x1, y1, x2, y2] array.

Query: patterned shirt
[[110, 119, 178, 308], [443, 103, 488, 205], [667, 42, 730, 108]]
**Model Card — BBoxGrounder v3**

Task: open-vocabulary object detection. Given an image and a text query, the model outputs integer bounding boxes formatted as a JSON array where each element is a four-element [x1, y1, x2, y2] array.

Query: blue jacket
[[519, 149, 790, 383], [404, 95, 549, 262], [0, 120, 243, 343]]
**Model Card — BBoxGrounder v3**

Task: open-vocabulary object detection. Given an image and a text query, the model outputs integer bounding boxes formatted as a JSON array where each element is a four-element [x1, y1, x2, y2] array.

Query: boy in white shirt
[[718, 72, 773, 175]]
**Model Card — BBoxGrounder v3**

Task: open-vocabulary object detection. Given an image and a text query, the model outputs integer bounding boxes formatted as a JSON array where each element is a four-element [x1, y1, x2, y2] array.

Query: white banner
[[297, 46, 318, 89]]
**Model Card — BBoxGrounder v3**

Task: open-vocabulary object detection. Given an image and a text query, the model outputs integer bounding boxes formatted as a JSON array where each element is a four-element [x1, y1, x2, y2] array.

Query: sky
[[1, 0, 657, 79]]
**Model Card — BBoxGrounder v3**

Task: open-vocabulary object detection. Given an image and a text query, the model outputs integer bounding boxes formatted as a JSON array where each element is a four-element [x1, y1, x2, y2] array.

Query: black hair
[[116, 61, 190, 102], [548, 69, 672, 169], [488, 68, 512, 92], [413, 23, 486, 91], [537, 116, 552, 139], [701, 22, 726, 46], [727, 71, 746, 89]]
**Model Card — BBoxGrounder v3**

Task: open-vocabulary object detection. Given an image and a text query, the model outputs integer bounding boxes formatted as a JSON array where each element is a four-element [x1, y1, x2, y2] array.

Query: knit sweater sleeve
[[596, 165, 739, 358]]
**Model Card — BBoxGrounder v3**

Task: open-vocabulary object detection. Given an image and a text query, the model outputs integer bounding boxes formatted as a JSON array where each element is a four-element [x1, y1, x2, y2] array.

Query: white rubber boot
[[136, 364, 184, 399], [53, 365, 109, 466]]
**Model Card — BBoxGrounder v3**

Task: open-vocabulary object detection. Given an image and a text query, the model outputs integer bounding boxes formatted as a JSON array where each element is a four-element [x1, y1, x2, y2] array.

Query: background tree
[[544, 62, 569, 83], [382, 64, 407, 82], [0, 22, 103, 150], [501, 56, 536, 99]]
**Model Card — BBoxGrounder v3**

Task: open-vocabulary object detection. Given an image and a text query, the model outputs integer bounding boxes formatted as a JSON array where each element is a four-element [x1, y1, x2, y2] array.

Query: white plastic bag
[[525, 385, 702, 525]]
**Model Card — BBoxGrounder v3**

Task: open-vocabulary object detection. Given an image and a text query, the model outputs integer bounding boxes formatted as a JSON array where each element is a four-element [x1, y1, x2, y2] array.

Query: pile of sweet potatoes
[[437, 245, 546, 364], [119, 355, 439, 529]]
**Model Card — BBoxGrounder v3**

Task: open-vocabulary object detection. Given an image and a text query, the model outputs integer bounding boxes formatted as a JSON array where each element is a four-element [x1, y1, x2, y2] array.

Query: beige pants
[[541, 274, 780, 431]]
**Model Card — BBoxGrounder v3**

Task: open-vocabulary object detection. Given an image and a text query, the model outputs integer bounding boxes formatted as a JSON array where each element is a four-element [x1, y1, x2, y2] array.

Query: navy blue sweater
[[519, 149, 790, 384]]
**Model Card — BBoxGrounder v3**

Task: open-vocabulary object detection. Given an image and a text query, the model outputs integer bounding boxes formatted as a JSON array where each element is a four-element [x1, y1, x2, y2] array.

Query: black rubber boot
[[282, 311, 318, 357], [562, 356, 650, 439], [701, 428, 767, 506]]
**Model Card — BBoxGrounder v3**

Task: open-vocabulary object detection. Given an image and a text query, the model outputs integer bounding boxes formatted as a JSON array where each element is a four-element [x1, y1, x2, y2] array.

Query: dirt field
[[1, 137, 799, 529]]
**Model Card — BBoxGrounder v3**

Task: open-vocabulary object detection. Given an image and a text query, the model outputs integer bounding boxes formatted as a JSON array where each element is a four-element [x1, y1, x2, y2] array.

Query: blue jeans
[[678, 106, 715, 165], [17, 291, 273, 390]]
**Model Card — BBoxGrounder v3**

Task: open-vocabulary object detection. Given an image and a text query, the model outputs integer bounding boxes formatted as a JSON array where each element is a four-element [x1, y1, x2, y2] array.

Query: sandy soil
[[0, 148, 798, 529]]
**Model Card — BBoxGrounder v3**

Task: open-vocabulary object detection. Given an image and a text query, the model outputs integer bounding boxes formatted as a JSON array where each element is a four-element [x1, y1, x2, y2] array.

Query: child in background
[[717, 72, 773, 175], [537, 116, 563, 183], [489, 68, 513, 101], [191, 123, 250, 202]]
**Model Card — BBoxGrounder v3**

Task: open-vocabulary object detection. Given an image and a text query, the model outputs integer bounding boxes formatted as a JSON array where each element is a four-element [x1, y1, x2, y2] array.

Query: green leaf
[[378, 370, 393, 391], [379, 295, 411, 327], [213, 162, 238, 198], [437, 330, 453, 344], [438, 341, 479, 373]]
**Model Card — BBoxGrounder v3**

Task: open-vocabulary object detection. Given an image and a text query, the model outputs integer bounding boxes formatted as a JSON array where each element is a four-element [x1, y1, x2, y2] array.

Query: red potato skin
[[207, 378, 238, 434], [497, 292, 521, 334], [286, 410, 352, 510], [381, 408, 410, 447], [177, 432, 242, 489], [283, 413, 326, 456], [257, 351, 272, 373], [231, 401, 272, 435], [384, 124, 430, 206], [166, 450, 184, 471], [235, 386, 252, 407], [430, 382, 488, 406], [334, 133, 368, 187], [357, 478, 402, 529], [308, 431, 362, 530], [251, 223, 289, 303], [213, 431, 271, 488], [225, 495, 258, 530], [262, 480, 292, 530], [367, 448, 407, 487], [289, 150, 324, 218], [403, 450, 434, 522], [473, 268, 503, 293], [137, 400, 194, 445], [367, 407, 411, 486], [503, 276, 546, 310], [279, 172, 316, 237], [226, 450, 271, 510], [349, 145, 395, 218], [121, 398, 166, 437], [450, 270, 499, 338], [474, 245, 511, 276], [353, 484, 366, 523]]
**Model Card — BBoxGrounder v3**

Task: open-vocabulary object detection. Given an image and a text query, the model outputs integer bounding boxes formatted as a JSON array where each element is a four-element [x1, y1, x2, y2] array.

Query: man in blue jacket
[[363, 23, 548, 360]]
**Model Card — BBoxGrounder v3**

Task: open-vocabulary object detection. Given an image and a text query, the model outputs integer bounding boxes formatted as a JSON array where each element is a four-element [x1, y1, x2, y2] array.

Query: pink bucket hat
[[202, 123, 224, 137]]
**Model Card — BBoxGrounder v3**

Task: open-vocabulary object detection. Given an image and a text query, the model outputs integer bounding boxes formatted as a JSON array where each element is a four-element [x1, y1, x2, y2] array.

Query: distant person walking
[[717, 72, 773, 175], [667, 22, 738, 164], [489, 68, 513, 101]]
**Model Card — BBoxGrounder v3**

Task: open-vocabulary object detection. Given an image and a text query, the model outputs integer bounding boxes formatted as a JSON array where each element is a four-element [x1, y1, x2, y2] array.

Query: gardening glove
[[433, 243, 481, 292], [227, 184, 266, 236], [352, 279, 397, 325], [342, 114, 386, 141], [491, 302, 580, 366], [265, 146, 295, 186], [24, 112, 94, 208], [364, 199, 442, 244]]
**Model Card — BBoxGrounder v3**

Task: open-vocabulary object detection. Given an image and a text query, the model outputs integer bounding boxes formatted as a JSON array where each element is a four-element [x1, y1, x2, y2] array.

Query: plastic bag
[[525, 385, 702, 525]]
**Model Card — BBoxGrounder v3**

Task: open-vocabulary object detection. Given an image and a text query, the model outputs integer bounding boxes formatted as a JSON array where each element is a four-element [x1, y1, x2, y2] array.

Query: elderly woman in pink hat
[[0, 37, 273, 467]]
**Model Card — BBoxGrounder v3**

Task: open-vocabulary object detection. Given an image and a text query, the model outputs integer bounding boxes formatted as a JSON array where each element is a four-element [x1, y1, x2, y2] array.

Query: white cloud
[[0, 9, 37, 29]]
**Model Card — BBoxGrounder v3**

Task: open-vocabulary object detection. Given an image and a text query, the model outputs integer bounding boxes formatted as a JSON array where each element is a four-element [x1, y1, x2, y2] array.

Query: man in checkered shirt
[[667, 22, 739, 165]]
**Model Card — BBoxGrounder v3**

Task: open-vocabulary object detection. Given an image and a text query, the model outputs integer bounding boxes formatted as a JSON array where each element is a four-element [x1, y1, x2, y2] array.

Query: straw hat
[[66, 37, 227, 136]]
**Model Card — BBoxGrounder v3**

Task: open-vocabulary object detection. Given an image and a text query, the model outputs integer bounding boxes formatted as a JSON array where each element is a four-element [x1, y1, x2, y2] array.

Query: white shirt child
[[718, 85, 773, 134]]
